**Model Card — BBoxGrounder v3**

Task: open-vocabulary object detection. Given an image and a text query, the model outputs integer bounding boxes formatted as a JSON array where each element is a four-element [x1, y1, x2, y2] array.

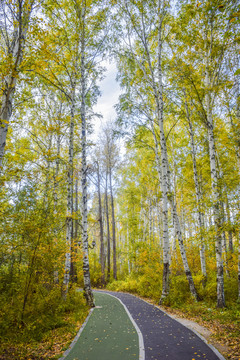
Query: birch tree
[[38, 0, 109, 305], [170, 0, 239, 307], [115, 0, 199, 302], [96, 157, 105, 285], [184, 98, 207, 279], [0, 0, 39, 171]]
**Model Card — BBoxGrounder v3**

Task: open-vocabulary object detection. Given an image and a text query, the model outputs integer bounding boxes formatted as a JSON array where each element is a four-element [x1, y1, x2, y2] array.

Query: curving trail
[[60, 290, 225, 360]]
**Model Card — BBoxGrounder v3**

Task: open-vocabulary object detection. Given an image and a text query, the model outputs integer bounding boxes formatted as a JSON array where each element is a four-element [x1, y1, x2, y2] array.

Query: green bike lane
[[60, 291, 224, 360], [60, 292, 140, 360]]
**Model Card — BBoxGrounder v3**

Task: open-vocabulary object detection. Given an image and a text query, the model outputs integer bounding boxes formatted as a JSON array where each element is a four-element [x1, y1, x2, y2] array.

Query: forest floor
[[0, 303, 89, 360]]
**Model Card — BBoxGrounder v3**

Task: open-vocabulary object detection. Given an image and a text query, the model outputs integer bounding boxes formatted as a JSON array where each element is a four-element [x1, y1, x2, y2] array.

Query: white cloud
[[92, 61, 121, 137]]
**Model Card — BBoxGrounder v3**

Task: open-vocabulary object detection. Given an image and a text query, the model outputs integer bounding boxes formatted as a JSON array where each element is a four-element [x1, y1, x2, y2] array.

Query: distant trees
[[90, 122, 119, 285]]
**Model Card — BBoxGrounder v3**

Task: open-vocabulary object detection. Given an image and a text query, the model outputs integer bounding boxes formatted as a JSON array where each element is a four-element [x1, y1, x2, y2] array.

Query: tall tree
[[115, 0, 199, 302], [0, 0, 38, 170]]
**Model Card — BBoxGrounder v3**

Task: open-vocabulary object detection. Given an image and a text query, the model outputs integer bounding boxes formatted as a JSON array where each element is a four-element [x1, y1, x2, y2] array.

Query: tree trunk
[[237, 150, 240, 301], [53, 128, 61, 284], [207, 111, 225, 308], [70, 174, 78, 283], [97, 160, 105, 286], [109, 169, 117, 280], [53, 128, 61, 212], [170, 196, 199, 301], [156, 4, 170, 304], [0, 3, 33, 170], [62, 96, 75, 299], [80, 4, 94, 307], [185, 102, 207, 279], [226, 195, 233, 252], [105, 173, 111, 282]]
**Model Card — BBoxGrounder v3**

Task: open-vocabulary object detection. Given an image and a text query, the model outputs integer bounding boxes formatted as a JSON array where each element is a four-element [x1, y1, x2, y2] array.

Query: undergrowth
[[0, 286, 88, 360]]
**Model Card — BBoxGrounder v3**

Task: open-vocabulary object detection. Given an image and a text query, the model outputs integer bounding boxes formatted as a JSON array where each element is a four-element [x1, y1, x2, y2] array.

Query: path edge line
[[58, 307, 95, 360], [95, 290, 225, 360], [104, 292, 145, 360], [139, 296, 226, 360]]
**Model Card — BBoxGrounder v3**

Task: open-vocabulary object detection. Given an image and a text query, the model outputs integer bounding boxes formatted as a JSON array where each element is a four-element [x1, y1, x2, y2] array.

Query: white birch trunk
[[207, 106, 225, 307], [80, 5, 94, 307], [170, 142, 178, 262], [237, 150, 240, 301], [165, 156, 199, 300], [156, 201, 163, 248], [170, 197, 199, 301], [97, 160, 105, 286], [235, 71, 240, 300], [62, 95, 75, 299], [53, 118, 61, 212], [53, 126, 61, 284], [0, 3, 33, 170], [109, 169, 117, 280], [202, 23, 226, 306], [149, 114, 170, 302], [105, 173, 111, 282], [205, 64, 225, 306], [226, 196, 233, 252], [156, 1, 170, 302], [186, 104, 207, 278]]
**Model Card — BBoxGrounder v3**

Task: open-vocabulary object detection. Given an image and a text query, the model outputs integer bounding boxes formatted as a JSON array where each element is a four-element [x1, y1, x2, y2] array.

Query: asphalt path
[[60, 290, 225, 360], [104, 291, 225, 360]]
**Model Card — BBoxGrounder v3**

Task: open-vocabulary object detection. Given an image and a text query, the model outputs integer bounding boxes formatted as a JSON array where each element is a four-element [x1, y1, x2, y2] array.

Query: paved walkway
[[60, 291, 225, 360]]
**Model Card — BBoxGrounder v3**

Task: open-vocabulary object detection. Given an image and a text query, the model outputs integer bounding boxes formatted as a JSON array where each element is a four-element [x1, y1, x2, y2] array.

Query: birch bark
[[185, 101, 207, 278], [234, 71, 240, 300], [225, 195, 233, 252], [205, 61, 225, 307], [109, 168, 117, 280], [156, 0, 170, 303], [156, 0, 198, 302], [96, 160, 105, 286], [0, 1, 34, 170], [170, 196, 199, 301], [80, 3, 94, 307], [70, 173, 78, 283], [105, 172, 111, 282], [53, 115, 61, 285], [62, 94, 75, 299]]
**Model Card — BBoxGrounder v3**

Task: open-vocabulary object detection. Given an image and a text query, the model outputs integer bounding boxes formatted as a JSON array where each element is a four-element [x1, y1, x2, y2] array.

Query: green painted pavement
[[63, 292, 139, 360]]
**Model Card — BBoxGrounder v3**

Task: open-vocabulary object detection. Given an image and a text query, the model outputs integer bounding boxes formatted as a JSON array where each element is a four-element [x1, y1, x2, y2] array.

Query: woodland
[[0, 0, 240, 359]]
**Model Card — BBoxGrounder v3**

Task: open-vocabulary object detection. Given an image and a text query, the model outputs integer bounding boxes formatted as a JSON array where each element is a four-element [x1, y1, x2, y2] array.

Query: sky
[[92, 60, 121, 138]]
